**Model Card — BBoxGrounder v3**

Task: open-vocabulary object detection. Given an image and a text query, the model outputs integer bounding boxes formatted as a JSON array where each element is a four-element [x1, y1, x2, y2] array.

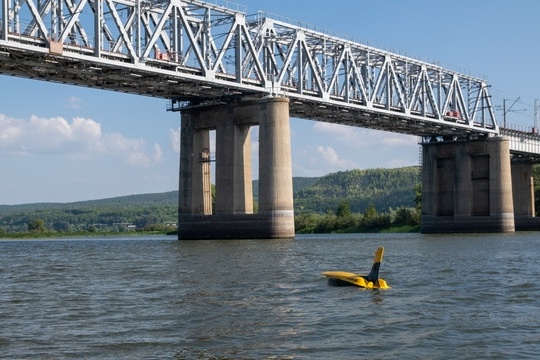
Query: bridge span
[[1, 0, 540, 237]]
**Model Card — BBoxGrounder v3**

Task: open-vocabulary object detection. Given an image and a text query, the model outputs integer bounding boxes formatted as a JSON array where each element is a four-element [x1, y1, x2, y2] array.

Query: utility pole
[[503, 100, 506, 128], [534, 99, 539, 133]]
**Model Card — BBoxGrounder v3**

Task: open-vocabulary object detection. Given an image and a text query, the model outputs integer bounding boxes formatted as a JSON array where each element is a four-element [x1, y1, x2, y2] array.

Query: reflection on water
[[1, 232, 540, 359]]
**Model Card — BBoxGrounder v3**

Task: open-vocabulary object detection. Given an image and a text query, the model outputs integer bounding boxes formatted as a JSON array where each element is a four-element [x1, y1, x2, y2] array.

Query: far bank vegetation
[[2, 165, 539, 236]]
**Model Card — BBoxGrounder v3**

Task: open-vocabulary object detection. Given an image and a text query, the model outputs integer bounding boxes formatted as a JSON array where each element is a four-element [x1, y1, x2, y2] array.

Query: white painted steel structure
[[0, 0, 539, 153], [501, 127, 540, 161]]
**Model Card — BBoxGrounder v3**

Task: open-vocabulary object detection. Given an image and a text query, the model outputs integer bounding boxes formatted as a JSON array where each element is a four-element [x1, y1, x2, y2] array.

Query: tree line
[[295, 184, 422, 233], [0, 205, 178, 235], [1, 165, 539, 237]]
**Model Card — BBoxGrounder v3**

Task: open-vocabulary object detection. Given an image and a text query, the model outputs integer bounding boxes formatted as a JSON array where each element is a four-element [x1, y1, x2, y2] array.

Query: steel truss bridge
[[1, 0, 539, 157]]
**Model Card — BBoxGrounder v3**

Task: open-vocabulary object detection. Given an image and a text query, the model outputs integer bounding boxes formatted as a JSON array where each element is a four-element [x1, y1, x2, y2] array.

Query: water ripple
[[1, 234, 540, 359]]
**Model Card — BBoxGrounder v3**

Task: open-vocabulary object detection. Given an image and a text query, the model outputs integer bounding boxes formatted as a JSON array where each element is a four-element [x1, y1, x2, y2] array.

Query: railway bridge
[[1, 0, 540, 238]]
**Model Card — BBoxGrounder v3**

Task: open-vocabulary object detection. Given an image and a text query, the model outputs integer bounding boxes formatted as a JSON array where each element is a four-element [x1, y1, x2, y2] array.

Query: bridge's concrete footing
[[511, 162, 540, 231], [421, 137, 515, 233], [178, 97, 295, 240]]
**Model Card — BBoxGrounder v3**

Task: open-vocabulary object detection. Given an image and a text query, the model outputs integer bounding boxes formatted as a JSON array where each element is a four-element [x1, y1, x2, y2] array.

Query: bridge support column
[[421, 137, 515, 233], [177, 97, 295, 239], [215, 114, 253, 215], [258, 97, 295, 237], [179, 115, 212, 216], [511, 162, 539, 230]]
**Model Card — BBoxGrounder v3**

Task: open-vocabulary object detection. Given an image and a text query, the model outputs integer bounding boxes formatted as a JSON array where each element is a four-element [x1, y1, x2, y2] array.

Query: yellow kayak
[[322, 247, 390, 289]]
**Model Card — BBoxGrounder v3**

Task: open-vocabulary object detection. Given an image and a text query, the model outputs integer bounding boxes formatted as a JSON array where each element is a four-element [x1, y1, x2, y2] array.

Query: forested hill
[[0, 191, 180, 233], [1, 167, 419, 213], [0, 191, 178, 213], [294, 166, 420, 214], [0, 167, 420, 232]]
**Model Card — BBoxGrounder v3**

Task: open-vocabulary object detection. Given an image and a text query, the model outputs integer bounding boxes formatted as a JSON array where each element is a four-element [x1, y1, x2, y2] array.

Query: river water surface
[[1, 232, 540, 359]]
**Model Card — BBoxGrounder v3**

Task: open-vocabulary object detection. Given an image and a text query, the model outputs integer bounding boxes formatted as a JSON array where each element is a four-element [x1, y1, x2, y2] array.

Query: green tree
[[362, 204, 378, 226], [315, 212, 337, 233], [53, 221, 71, 232], [414, 183, 422, 212], [27, 218, 46, 232], [134, 215, 159, 229], [295, 213, 322, 233], [336, 201, 352, 218], [393, 207, 418, 226], [336, 212, 360, 231]]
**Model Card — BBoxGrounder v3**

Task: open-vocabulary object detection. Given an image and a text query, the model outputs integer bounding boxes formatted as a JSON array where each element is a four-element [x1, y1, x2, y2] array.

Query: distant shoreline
[[0, 225, 420, 240]]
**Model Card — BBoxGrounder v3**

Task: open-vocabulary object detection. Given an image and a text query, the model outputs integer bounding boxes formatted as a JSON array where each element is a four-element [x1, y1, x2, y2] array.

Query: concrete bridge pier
[[421, 137, 515, 233], [178, 97, 295, 240], [511, 162, 539, 230]]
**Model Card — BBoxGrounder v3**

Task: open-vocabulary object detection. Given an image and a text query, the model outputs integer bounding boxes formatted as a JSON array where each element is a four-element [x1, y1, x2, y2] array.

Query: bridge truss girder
[[0, 0, 497, 137]]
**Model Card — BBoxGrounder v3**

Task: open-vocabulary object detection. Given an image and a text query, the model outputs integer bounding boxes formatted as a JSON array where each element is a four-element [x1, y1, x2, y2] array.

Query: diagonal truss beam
[[0, 0, 498, 137]]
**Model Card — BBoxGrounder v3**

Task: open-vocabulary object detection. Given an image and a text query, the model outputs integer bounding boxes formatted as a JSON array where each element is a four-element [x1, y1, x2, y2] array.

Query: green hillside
[[4, 164, 536, 236], [0, 167, 420, 234], [295, 166, 420, 214], [253, 176, 320, 200]]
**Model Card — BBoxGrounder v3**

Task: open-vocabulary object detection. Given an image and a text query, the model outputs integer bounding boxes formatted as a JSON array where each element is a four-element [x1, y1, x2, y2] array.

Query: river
[[1, 232, 539, 359]]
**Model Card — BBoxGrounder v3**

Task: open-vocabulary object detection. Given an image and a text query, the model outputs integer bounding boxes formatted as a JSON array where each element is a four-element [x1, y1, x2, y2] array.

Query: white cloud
[[290, 121, 420, 176], [380, 135, 419, 147], [169, 128, 181, 153], [66, 96, 82, 109], [152, 143, 163, 163], [316, 145, 359, 169], [0, 113, 162, 166], [313, 122, 367, 147], [313, 122, 417, 149], [169, 127, 218, 157]]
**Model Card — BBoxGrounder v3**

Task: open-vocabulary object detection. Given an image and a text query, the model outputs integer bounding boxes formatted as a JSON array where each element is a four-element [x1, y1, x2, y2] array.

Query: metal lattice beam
[[0, 0, 498, 138]]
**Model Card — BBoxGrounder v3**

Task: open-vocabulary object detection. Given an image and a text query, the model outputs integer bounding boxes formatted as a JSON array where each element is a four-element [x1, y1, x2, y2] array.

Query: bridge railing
[[501, 125, 540, 156]]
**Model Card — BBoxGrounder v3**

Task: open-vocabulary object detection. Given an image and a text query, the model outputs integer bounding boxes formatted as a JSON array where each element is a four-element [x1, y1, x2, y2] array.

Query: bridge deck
[[0, 0, 539, 155], [501, 128, 540, 160]]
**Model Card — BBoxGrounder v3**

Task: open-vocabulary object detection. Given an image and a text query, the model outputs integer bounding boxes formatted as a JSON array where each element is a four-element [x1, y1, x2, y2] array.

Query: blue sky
[[1, 0, 539, 204]]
